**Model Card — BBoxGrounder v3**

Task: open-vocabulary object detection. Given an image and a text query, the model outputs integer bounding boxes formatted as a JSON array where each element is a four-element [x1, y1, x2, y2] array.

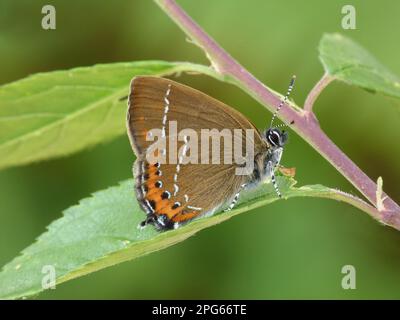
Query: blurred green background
[[1, 0, 400, 299]]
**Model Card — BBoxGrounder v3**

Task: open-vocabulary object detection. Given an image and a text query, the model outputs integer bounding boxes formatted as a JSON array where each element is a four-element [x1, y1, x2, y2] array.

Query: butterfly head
[[264, 128, 288, 149]]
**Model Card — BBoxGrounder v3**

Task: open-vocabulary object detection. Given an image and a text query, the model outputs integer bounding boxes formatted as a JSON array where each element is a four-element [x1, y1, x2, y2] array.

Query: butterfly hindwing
[[134, 158, 249, 230]]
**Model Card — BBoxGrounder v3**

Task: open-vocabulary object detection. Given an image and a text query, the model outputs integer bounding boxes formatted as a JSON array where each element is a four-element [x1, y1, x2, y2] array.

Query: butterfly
[[127, 76, 295, 231]]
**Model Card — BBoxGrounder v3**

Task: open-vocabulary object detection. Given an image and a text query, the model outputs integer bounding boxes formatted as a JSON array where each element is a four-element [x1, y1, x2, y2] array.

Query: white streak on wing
[[173, 184, 179, 196], [157, 216, 165, 226], [173, 133, 189, 196], [187, 205, 202, 211], [145, 200, 155, 213], [161, 84, 171, 139]]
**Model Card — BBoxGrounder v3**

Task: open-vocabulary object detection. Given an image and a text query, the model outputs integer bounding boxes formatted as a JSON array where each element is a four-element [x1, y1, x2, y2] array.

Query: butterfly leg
[[225, 184, 247, 212], [138, 214, 157, 230], [267, 160, 282, 198]]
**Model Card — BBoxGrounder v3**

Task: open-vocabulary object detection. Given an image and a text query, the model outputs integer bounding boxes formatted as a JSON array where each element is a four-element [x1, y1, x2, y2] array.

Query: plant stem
[[304, 73, 335, 112], [154, 0, 400, 230]]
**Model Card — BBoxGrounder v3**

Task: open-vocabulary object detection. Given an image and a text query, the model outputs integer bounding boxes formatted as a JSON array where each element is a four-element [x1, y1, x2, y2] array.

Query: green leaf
[[0, 61, 219, 170], [0, 174, 370, 300], [319, 33, 400, 99]]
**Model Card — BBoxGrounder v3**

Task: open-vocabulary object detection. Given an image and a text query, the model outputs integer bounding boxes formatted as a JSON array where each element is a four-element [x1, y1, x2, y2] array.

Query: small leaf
[[0, 175, 373, 299], [319, 33, 400, 99], [0, 61, 217, 170]]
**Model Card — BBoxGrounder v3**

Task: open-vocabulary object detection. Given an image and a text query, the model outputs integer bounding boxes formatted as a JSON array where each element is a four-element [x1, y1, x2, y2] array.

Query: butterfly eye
[[266, 129, 282, 147]]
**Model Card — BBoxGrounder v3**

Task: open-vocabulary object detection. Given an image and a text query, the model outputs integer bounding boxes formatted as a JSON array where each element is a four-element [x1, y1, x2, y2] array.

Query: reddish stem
[[304, 73, 335, 112], [155, 0, 400, 229]]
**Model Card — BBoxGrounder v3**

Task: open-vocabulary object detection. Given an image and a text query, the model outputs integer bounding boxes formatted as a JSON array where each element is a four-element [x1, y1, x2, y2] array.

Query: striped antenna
[[270, 75, 296, 128], [273, 121, 294, 128]]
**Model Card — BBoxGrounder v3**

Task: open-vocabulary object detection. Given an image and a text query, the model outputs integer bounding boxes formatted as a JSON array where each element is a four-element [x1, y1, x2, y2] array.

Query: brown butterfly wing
[[127, 76, 267, 230], [134, 160, 246, 229]]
